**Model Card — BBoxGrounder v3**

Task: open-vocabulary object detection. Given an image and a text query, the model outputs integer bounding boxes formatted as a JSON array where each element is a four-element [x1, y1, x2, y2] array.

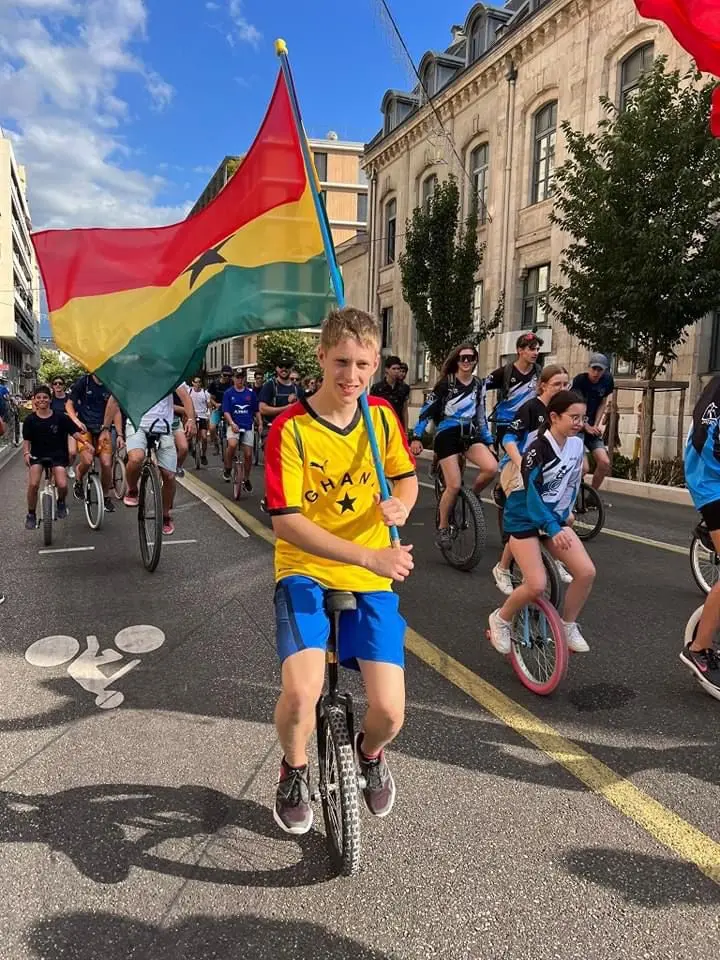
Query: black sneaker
[[680, 643, 720, 698], [356, 734, 396, 818], [176, 467, 185, 478], [223, 469, 231, 482], [200, 455, 208, 466], [243, 477, 253, 493], [273, 761, 313, 835], [57, 500, 68, 520], [25, 512, 37, 530], [103, 497, 115, 513], [73, 480, 83, 501]]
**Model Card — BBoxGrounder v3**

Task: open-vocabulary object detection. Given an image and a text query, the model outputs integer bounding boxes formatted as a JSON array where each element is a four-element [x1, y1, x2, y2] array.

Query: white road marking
[[418, 481, 688, 556], [114, 625, 166, 654], [38, 546, 95, 555], [26, 635, 81, 667], [162, 538, 198, 546], [177, 474, 249, 537]]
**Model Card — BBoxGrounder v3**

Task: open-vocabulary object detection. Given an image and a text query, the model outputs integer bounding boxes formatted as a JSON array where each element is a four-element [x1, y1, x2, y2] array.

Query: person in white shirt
[[122, 387, 196, 536], [189, 376, 211, 465]]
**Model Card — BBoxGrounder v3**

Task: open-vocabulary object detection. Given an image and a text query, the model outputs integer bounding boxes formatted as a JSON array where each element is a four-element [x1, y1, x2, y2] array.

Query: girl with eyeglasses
[[410, 343, 497, 549], [488, 390, 596, 657], [51, 377, 77, 479]]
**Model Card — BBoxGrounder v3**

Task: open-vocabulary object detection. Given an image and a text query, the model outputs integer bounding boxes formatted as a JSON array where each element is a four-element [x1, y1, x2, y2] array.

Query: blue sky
[[0, 0, 475, 232]]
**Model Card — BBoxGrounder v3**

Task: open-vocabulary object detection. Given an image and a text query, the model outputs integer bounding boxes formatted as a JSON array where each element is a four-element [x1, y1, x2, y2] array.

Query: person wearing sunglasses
[[258, 356, 301, 449], [485, 332, 543, 452], [50, 376, 77, 479], [409, 343, 497, 549]]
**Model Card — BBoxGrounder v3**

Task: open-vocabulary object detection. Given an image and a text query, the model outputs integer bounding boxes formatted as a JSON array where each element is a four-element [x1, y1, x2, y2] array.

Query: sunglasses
[[52, 380, 64, 385], [458, 354, 477, 363]]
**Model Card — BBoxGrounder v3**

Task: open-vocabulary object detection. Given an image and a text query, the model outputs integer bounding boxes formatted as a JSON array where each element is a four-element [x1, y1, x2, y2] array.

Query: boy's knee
[[367, 701, 404, 739], [280, 679, 323, 720]]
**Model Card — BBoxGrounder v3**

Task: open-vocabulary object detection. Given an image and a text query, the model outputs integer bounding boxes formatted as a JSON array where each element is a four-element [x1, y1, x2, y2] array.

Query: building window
[[522, 264, 551, 330], [619, 43, 654, 111], [422, 174, 438, 211], [385, 198, 397, 265], [357, 192, 368, 224], [469, 18, 485, 63], [709, 311, 720, 372], [381, 307, 393, 350], [472, 282, 484, 333], [531, 101, 557, 204], [470, 144, 489, 224], [421, 62, 436, 98], [415, 337, 431, 383], [313, 152, 327, 182]]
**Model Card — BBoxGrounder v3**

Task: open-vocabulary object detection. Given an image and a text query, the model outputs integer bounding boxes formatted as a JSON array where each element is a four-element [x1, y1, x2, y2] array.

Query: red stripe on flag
[[33, 71, 307, 311], [635, 1, 720, 75]]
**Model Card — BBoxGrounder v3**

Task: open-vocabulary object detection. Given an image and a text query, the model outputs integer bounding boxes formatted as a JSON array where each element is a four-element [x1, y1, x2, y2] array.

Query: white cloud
[[228, 1, 261, 47], [0, 1, 187, 228]]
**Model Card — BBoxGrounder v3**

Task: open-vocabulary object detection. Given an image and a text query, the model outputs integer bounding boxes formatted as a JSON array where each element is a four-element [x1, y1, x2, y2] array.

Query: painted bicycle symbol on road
[[25, 625, 165, 710]]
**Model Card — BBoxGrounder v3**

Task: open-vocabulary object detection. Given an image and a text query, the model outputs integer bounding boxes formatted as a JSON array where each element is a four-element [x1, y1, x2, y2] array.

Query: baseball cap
[[589, 352, 609, 370], [516, 332, 544, 349], [277, 356, 293, 367], [221, 364, 233, 374]]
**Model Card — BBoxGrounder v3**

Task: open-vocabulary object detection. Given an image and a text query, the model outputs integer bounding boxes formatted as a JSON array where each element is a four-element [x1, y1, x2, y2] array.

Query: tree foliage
[[550, 59, 720, 380], [38, 348, 85, 387], [255, 331, 321, 379], [400, 175, 499, 370]]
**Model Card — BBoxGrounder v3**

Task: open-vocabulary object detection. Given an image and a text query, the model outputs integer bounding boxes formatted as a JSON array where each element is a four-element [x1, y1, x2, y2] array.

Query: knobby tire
[[42, 492, 53, 547], [317, 703, 361, 877]]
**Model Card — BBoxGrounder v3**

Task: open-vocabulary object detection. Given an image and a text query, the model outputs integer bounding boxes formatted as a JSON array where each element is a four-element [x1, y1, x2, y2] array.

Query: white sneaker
[[492, 564, 514, 596], [67, 466, 76, 479], [488, 609, 512, 655], [563, 621, 590, 653], [556, 561, 573, 585]]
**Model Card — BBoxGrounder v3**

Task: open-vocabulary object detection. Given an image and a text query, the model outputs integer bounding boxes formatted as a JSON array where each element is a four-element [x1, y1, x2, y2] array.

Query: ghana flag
[[31, 70, 337, 424]]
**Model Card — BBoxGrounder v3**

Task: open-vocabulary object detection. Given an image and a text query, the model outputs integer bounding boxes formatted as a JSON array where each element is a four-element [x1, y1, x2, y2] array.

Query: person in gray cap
[[571, 353, 614, 490]]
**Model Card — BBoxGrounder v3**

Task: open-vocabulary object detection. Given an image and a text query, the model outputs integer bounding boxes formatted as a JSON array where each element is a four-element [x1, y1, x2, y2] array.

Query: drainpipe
[[366, 168, 378, 315], [499, 58, 518, 355]]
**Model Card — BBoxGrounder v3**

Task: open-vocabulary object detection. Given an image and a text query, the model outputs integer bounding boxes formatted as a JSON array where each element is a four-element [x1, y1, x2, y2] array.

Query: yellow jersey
[[265, 396, 416, 591]]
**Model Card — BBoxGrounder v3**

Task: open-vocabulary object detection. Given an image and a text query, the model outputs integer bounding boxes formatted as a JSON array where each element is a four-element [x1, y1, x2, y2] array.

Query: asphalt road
[[0, 444, 718, 960]]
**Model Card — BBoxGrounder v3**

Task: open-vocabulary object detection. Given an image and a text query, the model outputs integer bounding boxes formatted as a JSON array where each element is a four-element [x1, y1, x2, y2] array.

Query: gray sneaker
[[273, 761, 313, 835], [435, 527, 452, 549], [356, 734, 396, 818]]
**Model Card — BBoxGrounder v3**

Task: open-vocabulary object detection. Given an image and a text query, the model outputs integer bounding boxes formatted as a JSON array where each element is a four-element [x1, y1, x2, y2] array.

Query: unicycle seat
[[325, 590, 356, 614]]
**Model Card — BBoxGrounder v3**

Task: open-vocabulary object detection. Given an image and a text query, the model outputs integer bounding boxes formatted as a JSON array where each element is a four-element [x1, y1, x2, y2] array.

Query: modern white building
[[0, 131, 40, 394]]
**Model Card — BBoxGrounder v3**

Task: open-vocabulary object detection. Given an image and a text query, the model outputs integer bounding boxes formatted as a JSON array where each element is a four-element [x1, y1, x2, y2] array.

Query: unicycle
[[689, 521, 720, 595], [509, 542, 564, 608], [682, 605, 720, 702], [574, 483, 604, 541], [434, 455, 486, 572], [314, 590, 362, 877]]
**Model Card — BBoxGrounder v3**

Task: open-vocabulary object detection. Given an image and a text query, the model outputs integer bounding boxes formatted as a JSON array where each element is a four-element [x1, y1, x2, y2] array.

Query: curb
[[415, 448, 692, 507], [0, 443, 21, 472]]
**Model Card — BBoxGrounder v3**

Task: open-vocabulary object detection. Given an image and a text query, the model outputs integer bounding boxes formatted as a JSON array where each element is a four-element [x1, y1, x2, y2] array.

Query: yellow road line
[[179, 471, 275, 545], [187, 477, 720, 885]]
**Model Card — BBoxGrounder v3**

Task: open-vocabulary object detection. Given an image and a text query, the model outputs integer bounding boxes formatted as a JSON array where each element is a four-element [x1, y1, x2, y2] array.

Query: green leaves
[[399, 174, 497, 370], [38, 348, 85, 387], [255, 331, 320, 379], [550, 58, 720, 380]]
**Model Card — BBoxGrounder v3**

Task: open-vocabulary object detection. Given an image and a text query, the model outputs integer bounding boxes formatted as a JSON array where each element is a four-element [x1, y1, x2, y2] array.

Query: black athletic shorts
[[699, 499, 720, 533], [434, 427, 488, 462]]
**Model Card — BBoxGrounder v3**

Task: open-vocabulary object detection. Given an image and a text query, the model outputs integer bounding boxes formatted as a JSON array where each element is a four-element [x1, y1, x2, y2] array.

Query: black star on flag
[[337, 492, 357, 514], [183, 237, 232, 289]]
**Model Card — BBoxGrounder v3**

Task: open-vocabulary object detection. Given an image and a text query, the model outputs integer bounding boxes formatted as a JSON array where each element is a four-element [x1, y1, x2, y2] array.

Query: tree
[[399, 174, 500, 371], [38, 348, 85, 387], [550, 58, 720, 380], [255, 331, 321, 379]]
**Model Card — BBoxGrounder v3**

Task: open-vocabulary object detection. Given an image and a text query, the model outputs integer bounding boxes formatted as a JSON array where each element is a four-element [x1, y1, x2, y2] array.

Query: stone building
[[359, 0, 714, 457]]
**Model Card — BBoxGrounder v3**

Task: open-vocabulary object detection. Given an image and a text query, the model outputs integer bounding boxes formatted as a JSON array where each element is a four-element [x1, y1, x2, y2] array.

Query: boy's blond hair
[[320, 307, 380, 351]]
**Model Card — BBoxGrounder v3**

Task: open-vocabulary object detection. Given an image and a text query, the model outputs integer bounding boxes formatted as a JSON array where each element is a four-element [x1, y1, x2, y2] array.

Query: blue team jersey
[[222, 387, 258, 430], [412, 376, 492, 445], [485, 363, 540, 427], [503, 433, 584, 537], [685, 377, 720, 510]]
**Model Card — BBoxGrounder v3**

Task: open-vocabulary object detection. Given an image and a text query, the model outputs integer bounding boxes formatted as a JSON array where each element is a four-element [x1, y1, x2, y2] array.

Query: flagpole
[[275, 39, 400, 545]]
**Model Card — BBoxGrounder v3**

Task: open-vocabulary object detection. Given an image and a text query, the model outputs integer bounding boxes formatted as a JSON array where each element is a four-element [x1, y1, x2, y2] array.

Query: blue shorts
[[274, 575, 406, 671], [210, 409, 222, 427]]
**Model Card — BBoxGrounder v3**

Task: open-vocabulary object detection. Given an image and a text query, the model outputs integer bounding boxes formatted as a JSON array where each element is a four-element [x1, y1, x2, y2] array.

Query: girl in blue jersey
[[492, 364, 570, 594], [410, 343, 497, 549], [488, 390, 596, 656]]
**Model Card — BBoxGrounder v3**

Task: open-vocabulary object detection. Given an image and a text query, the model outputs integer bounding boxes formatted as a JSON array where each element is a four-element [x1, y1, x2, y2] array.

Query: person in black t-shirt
[[258, 356, 300, 446], [370, 355, 411, 429], [571, 353, 614, 491], [49, 375, 78, 479], [22, 385, 85, 529]]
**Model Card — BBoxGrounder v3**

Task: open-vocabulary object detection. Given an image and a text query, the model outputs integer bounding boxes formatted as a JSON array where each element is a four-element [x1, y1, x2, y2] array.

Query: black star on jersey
[[337, 492, 357, 514], [184, 238, 232, 289]]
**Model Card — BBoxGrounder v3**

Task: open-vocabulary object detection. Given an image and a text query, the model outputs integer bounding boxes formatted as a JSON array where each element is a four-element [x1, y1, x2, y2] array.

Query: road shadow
[[0, 783, 335, 887], [29, 912, 397, 960], [560, 847, 720, 906]]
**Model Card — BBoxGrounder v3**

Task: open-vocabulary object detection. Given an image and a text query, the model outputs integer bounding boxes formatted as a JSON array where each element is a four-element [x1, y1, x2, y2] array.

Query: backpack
[[500, 360, 541, 401]]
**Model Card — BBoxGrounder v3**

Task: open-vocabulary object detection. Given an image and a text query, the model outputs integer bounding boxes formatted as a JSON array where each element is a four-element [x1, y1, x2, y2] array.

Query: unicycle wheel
[[317, 703, 361, 877]]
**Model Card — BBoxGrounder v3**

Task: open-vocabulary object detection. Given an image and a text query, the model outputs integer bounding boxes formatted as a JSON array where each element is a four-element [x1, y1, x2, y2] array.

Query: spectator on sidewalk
[[370, 355, 410, 430]]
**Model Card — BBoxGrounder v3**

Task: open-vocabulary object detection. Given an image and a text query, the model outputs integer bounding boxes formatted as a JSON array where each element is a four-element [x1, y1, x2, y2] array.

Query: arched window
[[619, 43, 654, 111], [422, 174, 438, 211], [469, 18, 485, 63], [531, 101, 557, 204], [421, 61, 436, 98], [469, 143, 489, 224]]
